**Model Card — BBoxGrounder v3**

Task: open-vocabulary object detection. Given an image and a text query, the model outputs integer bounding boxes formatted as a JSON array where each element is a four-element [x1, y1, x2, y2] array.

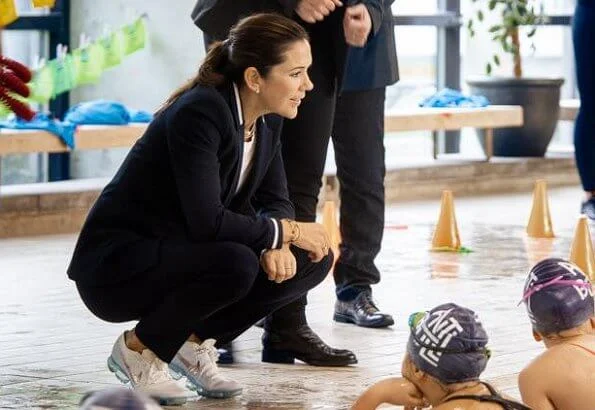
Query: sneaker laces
[[137, 350, 176, 386], [189, 339, 225, 381]]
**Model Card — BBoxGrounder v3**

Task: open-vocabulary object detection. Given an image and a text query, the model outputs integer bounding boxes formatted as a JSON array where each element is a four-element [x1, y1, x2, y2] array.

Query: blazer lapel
[[220, 82, 244, 205]]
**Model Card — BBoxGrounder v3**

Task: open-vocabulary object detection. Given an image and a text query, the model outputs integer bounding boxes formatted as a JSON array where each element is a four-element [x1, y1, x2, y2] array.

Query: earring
[[255, 87, 260, 94]]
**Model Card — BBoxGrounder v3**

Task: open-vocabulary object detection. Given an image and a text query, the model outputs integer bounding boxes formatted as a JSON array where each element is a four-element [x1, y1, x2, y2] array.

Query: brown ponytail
[[157, 13, 308, 114], [157, 41, 229, 113]]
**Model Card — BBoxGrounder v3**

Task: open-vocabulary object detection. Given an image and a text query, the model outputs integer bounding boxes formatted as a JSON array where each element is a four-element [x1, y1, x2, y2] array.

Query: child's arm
[[518, 366, 555, 410], [351, 377, 426, 410]]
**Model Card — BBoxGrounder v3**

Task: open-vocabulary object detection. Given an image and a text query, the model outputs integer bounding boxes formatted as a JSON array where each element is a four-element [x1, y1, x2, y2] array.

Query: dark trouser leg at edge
[[331, 88, 395, 328]]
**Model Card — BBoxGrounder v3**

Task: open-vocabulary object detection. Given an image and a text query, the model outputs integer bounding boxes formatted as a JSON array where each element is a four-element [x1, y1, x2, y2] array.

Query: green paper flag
[[72, 43, 105, 85], [100, 31, 124, 69], [49, 55, 77, 97], [28, 64, 55, 103], [122, 18, 147, 56]]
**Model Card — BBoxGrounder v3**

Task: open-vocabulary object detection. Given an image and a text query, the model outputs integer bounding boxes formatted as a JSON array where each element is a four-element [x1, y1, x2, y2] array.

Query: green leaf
[[527, 27, 536, 37], [478, 10, 484, 22], [489, 0, 497, 11], [493, 55, 500, 65], [488, 24, 503, 33], [501, 40, 514, 54], [486, 62, 492, 75]]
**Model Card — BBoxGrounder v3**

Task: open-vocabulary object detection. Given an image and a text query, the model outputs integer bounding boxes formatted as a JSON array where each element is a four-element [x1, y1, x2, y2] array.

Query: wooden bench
[[0, 123, 146, 155], [0, 125, 146, 237], [384, 105, 524, 160], [1, 105, 524, 159], [559, 98, 579, 121]]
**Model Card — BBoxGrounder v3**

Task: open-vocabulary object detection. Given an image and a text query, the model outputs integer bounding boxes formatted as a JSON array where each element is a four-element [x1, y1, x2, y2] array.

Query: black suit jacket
[[67, 82, 294, 285], [342, 0, 398, 91], [190, 0, 384, 89]]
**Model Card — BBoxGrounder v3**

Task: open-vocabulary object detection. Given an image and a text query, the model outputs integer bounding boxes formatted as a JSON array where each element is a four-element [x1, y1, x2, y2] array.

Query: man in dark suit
[[192, 0, 393, 366], [332, 0, 398, 328]]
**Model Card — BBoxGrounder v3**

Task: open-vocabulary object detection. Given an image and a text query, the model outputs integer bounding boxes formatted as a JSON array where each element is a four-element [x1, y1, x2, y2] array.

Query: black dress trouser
[[269, 50, 387, 327], [76, 239, 331, 362]]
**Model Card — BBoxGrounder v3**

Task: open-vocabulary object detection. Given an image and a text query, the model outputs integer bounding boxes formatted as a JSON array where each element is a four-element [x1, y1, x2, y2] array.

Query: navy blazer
[[67, 82, 294, 285], [342, 0, 399, 91], [191, 0, 384, 40], [191, 0, 384, 90]]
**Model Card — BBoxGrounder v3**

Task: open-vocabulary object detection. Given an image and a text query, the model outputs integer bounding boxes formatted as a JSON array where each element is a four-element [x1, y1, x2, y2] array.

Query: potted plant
[[466, 0, 564, 157]]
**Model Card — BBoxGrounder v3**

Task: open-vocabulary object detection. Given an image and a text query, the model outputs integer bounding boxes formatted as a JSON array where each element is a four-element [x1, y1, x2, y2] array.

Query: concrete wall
[[69, 0, 205, 178]]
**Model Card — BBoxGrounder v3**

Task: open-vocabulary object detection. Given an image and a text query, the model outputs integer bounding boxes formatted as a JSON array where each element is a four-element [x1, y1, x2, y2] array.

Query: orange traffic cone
[[322, 200, 341, 257], [526, 179, 555, 238], [431, 190, 461, 251], [569, 215, 595, 281]]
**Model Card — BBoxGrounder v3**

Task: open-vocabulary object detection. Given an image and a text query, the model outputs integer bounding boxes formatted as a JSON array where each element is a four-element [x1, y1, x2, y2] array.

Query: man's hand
[[296, 0, 343, 24], [343, 4, 372, 47], [260, 245, 297, 284]]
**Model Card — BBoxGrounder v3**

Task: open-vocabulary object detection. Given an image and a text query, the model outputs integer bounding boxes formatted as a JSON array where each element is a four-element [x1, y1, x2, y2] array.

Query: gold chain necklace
[[244, 123, 255, 142]]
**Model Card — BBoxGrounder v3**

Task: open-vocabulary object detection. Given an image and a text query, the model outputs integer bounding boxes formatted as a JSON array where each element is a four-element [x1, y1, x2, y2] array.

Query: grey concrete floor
[[0, 185, 590, 409]]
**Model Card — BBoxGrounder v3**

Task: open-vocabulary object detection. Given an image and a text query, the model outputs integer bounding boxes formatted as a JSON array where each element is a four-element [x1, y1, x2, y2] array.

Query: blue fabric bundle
[[0, 101, 153, 150], [420, 88, 490, 108], [64, 100, 153, 125], [64, 100, 130, 125], [0, 113, 76, 148]]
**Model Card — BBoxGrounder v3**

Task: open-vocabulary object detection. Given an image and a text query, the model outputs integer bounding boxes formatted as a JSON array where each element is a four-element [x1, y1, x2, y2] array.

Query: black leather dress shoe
[[334, 290, 394, 328], [216, 341, 234, 364], [261, 324, 357, 366]]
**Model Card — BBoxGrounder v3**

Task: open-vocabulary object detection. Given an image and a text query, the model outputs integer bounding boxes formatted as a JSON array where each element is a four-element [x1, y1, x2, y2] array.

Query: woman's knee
[[214, 243, 260, 292], [76, 283, 138, 323], [320, 250, 334, 276], [303, 250, 334, 287]]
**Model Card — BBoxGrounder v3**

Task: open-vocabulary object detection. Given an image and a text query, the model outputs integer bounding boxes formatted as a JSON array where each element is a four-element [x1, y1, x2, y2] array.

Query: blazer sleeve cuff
[[270, 218, 284, 250]]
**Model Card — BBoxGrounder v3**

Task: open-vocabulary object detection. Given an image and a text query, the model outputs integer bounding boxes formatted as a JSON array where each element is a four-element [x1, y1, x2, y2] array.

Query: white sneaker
[[169, 339, 243, 398], [107, 332, 191, 406]]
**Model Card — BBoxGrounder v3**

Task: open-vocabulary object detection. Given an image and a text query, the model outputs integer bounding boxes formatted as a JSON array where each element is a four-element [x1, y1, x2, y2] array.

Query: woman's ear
[[243, 67, 262, 94]]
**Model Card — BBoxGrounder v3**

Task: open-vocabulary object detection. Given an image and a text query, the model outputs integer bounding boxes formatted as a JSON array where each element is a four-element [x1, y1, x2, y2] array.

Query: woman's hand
[[281, 219, 330, 262], [260, 244, 297, 283]]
